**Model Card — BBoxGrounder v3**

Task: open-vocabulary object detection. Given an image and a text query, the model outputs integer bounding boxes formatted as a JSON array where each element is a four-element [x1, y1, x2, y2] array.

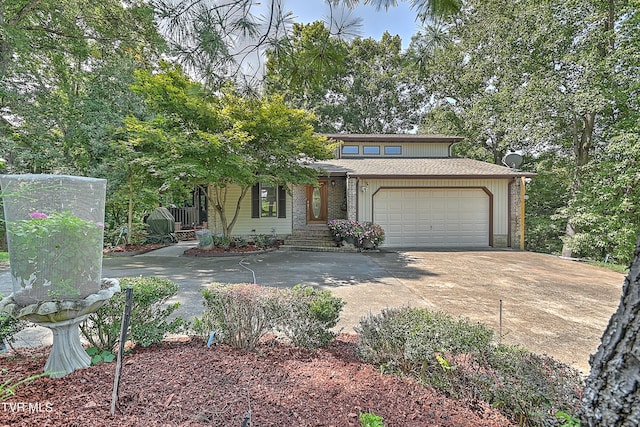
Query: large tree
[[265, 22, 423, 133], [0, 0, 163, 174], [127, 65, 335, 236]]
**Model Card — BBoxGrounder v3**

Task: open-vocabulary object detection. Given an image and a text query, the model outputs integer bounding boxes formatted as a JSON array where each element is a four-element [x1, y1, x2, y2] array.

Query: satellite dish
[[502, 152, 523, 169]]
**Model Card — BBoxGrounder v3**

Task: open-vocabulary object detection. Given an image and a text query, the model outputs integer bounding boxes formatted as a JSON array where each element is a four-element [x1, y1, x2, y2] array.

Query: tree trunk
[[581, 233, 640, 426]]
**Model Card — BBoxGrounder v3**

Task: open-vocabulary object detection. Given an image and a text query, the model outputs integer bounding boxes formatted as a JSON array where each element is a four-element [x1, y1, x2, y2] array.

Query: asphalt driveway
[[1, 245, 624, 374]]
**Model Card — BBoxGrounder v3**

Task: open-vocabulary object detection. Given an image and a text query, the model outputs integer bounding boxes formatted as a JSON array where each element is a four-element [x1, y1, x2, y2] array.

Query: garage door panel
[[374, 188, 489, 248]]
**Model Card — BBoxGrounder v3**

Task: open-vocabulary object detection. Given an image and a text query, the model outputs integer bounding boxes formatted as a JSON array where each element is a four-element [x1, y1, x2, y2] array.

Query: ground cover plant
[[355, 307, 584, 426]]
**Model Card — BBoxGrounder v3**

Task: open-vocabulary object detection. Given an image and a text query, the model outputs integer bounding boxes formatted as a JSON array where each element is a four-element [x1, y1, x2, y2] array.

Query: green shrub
[[0, 293, 29, 351], [252, 234, 274, 249], [80, 277, 187, 351], [360, 412, 385, 427], [466, 345, 583, 426], [195, 284, 345, 351], [355, 307, 583, 427], [195, 283, 282, 350], [277, 285, 345, 349], [356, 307, 493, 376]]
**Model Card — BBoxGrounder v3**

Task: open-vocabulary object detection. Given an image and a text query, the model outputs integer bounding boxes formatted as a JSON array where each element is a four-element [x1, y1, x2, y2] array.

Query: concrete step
[[279, 244, 359, 252]]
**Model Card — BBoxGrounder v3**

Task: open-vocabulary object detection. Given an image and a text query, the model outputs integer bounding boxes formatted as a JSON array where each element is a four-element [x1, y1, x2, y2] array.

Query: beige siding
[[207, 184, 293, 237], [358, 178, 511, 236]]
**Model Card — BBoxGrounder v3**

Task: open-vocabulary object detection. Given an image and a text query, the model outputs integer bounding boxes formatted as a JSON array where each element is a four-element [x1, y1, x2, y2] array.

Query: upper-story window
[[341, 145, 359, 155], [384, 146, 402, 155], [363, 146, 380, 155]]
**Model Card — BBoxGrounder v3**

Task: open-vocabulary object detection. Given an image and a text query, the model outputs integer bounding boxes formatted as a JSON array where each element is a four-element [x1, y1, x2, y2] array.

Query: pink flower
[[96, 222, 105, 228], [29, 211, 49, 219]]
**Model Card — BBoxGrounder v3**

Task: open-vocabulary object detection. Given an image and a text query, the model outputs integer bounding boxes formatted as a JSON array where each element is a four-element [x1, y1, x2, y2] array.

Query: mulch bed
[[103, 244, 168, 256], [0, 336, 514, 426], [183, 245, 277, 257]]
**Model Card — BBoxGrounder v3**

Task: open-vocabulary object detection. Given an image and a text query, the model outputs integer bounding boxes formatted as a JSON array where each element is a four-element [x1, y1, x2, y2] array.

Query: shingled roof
[[312, 158, 535, 179]]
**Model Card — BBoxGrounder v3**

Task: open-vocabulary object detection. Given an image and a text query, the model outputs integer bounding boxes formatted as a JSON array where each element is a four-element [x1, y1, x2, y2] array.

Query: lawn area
[[0, 251, 8, 263]]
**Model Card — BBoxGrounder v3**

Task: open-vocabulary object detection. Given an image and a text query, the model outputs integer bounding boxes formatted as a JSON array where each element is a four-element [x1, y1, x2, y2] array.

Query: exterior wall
[[356, 178, 513, 248], [339, 142, 451, 158], [327, 179, 348, 221], [206, 184, 293, 238]]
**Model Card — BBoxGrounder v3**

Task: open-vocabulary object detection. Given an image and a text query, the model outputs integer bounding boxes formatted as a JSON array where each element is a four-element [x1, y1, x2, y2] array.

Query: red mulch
[[184, 245, 271, 256], [0, 336, 513, 427], [103, 244, 168, 256]]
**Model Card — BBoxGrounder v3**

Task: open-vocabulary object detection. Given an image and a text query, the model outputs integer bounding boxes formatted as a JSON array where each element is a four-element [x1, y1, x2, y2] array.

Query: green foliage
[[556, 411, 581, 427], [252, 234, 275, 249], [356, 307, 493, 376], [360, 412, 385, 427], [80, 277, 187, 351], [0, 294, 29, 349], [85, 347, 116, 365], [0, 252, 8, 263], [355, 307, 583, 426], [1, 371, 55, 401], [266, 24, 423, 133], [6, 211, 103, 300], [195, 283, 345, 351], [525, 156, 572, 255], [277, 285, 345, 350]]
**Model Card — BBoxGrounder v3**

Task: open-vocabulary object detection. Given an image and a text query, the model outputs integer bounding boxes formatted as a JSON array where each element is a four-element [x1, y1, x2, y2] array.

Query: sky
[[282, 0, 421, 49]]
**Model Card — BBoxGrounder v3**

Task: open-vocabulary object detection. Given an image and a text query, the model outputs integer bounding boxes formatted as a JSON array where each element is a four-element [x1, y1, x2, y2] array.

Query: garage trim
[[371, 186, 494, 247]]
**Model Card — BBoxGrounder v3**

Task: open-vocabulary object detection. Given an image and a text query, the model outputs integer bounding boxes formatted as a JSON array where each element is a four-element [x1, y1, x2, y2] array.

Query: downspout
[[508, 179, 513, 248]]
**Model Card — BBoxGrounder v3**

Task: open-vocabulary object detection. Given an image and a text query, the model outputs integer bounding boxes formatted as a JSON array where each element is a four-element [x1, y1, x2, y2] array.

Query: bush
[[356, 307, 493, 376], [195, 283, 282, 350], [467, 345, 583, 426], [277, 285, 345, 349], [80, 277, 187, 351], [355, 307, 583, 427], [0, 293, 29, 351], [195, 284, 345, 351], [327, 219, 385, 249]]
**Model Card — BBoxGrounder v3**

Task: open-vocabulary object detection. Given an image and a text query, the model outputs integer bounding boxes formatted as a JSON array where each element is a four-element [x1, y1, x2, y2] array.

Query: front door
[[306, 180, 328, 223]]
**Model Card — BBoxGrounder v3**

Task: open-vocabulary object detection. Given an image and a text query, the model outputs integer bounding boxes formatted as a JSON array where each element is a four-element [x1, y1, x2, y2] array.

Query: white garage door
[[373, 188, 490, 248]]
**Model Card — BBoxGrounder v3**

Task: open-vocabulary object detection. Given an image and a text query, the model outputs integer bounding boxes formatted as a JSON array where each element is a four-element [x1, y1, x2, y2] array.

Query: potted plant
[[357, 221, 385, 250]]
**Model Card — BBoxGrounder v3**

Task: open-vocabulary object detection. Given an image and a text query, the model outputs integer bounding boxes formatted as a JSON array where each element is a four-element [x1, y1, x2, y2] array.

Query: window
[[252, 184, 286, 218], [384, 146, 402, 155], [341, 145, 359, 155], [363, 146, 380, 155]]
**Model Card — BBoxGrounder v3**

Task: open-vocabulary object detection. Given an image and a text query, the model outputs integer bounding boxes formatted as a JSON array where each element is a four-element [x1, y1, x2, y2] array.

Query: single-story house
[[206, 134, 535, 249]]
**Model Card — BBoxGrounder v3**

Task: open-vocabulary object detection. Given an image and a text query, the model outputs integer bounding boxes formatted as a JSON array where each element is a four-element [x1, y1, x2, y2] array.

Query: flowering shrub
[[6, 210, 104, 302], [327, 219, 385, 249]]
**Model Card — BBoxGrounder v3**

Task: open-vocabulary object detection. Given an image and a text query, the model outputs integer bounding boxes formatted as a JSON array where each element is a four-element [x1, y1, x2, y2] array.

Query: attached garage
[[373, 188, 491, 248]]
